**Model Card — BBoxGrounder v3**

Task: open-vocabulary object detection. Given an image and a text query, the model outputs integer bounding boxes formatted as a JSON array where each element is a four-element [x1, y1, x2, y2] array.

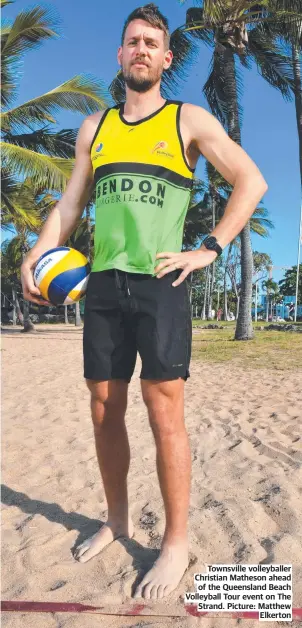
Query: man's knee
[[86, 379, 128, 426], [141, 379, 185, 436]]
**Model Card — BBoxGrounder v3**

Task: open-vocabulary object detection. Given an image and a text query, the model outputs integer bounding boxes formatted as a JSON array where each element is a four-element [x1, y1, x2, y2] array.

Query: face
[[118, 19, 173, 93]]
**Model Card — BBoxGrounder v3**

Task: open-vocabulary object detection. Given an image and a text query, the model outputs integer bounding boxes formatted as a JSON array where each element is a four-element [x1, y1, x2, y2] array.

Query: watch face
[[205, 236, 217, 250]]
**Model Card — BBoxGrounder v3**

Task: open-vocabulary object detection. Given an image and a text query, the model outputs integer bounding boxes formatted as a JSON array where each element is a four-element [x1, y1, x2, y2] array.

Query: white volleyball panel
[[34, 249, 70, 285]]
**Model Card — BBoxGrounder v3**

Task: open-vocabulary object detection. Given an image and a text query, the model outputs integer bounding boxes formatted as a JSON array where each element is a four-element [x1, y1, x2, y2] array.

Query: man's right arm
[[21, 113, 102, 304]]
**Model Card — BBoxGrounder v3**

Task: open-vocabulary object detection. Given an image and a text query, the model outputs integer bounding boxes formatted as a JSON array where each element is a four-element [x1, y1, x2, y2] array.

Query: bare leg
[[134, 378, 191, 599], [74, 379, 134, 563]]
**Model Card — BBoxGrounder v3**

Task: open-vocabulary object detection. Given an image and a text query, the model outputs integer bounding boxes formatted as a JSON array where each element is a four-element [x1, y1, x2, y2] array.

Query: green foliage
[[1, 0, 110, 221], [172, 1, 298, 130], [279, 264, 302, 300], [253, 251, 272, 274]]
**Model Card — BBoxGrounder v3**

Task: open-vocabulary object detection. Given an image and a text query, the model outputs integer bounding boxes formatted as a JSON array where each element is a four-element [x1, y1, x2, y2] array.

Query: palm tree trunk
[[223, 242, 233, 320], [64, 305, 69, 324], [12, 288, 23, 325], [74, 301, 82, 326], [189, 271, 194, 304], [21, 246, 36, 333], [202, 267, 210, 320], [12, 288, 17, 325], [292, 41, 302, 184], [207, 185, 217, 319], [22, 299, 36, 333], [207, 262, 216, 319], [222, 47, 254, 340]]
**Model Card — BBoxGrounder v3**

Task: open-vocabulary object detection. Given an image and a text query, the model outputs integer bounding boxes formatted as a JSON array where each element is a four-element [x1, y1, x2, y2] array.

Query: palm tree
[[186, 164, 274, 319], [170, 1, 297, 338], [1, 181, 57, 331], [266, 0, 302, 182], [1, 1, 110, 217], [262, 278, 280, 320]]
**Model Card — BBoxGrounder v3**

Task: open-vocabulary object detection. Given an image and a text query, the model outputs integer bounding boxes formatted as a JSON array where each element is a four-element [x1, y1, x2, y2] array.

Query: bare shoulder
[[77, 110, 107, 151], [181, 103, 221, 135]]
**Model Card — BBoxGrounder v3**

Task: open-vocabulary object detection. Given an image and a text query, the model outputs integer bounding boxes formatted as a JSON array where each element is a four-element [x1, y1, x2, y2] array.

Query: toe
[[150, 585, 159, 600], [134, 573, 150, 599], [163, 585, 173, 598], [74, 543, 88, 560], [157, 585, 165, 599], [142, 582, 154, 600], [133, 583, 144, 599], [77, 545, 99, 563]]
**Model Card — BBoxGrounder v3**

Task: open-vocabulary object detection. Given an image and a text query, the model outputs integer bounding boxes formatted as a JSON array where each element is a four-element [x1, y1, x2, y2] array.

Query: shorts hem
[[140, 370, 190, 382], [84, 372, 132, 383]]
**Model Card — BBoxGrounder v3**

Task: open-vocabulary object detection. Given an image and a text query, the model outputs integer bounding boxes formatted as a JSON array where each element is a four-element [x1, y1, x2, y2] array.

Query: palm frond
[[257, 0, 302, 47], [109, 71, 126, 104], [1, 6, 60, 56], [1, 1, 15, 8], [2, 75, 111, 133], [248, 26, 295, 99], [203, 47, 244, 127], [1, 6, 60, 107], [1, 142, 74, 191], [161, 27, 201, 97], [202, 1, 228, 25], [3, 127, 78, 158], [251, 205, 275, 236], [183, 7, 214, 44]]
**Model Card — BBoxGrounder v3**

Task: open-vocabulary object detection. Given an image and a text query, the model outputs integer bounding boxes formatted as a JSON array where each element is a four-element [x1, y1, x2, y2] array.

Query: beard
[[122, 61, 163, 93]]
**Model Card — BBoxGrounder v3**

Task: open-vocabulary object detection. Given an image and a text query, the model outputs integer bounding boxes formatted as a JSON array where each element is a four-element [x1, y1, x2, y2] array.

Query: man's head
[[118, 4, 173, 93]]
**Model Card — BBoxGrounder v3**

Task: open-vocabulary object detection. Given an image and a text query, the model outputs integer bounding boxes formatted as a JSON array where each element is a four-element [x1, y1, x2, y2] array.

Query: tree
[[1, 1, 109, 330], [1, 1, 109, 220], [253, 251, 272, 320], [266, 0, 302, 183], [183, 166, 274, 319], [172, 0, 296, 339], [262, 278, 280, 320], [1, 180, 58, 331], [279, 264, 302, 301]]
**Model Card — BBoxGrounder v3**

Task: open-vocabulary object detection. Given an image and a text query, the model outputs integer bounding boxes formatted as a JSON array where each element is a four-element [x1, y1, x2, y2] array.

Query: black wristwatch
[[202, 235, 223, 257]]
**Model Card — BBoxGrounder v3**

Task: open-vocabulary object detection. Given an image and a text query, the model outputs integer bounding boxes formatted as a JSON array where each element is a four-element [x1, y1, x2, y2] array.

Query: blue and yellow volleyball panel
[[34, 247, 90, 305]]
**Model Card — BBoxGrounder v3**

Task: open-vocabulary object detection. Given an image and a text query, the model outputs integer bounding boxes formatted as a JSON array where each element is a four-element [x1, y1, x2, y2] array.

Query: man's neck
[[123, 84, 166, 122]]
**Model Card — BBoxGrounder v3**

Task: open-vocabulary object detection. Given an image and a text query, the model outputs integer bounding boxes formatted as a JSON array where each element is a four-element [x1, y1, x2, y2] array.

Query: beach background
[[2, 324, 302, 627]]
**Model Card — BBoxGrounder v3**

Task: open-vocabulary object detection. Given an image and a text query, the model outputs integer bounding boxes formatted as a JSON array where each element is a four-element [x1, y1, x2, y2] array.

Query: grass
[[192, 328, 302, 371], [192, 319, 302, 329]]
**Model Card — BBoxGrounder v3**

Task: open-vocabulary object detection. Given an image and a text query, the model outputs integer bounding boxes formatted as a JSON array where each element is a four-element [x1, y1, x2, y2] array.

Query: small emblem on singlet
[[95, 143, 103, 152], [152, 140, 174, 159], [152, 141, 168, 153]]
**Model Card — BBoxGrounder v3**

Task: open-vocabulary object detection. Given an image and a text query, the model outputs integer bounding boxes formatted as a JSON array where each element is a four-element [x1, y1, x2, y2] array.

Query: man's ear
[[117, 46, 122, 67], [163, 49, 173, 71]]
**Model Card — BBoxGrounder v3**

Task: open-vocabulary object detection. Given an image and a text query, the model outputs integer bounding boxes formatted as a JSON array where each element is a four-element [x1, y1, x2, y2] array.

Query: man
[[21, 3, 267, 601]]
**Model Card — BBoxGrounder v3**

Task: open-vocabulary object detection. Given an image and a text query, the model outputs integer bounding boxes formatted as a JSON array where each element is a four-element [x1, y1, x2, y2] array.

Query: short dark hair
[[121, 3, 170, 48]]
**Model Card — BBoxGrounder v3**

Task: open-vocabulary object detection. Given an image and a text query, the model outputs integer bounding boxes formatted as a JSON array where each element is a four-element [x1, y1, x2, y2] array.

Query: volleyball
[[34, 247, 90, 305]]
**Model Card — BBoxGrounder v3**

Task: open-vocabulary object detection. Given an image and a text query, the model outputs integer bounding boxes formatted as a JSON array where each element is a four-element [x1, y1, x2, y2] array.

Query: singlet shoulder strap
[[90, 107, 115, 152]]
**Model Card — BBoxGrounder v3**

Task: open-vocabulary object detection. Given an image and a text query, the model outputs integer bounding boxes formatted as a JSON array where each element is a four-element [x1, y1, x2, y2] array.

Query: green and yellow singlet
[[90, 100, 194, 275]]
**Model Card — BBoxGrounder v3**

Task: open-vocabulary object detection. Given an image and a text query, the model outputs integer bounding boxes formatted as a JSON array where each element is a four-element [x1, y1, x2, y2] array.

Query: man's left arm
[[155, 104, 268, 286]]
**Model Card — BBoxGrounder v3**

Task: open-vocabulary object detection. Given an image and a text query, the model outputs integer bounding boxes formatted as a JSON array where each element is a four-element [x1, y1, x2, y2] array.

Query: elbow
[[260, 176, 268, 196], [244, 171, 268, 198]]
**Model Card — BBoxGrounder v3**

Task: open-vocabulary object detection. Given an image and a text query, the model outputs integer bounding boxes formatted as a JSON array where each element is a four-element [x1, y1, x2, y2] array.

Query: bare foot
[[74, 517, 134, 563], [133, 540, 188, 600]]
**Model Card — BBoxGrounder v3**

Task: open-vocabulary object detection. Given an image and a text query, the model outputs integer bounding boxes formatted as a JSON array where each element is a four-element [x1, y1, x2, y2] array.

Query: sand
[[1, 324, 302, 628]]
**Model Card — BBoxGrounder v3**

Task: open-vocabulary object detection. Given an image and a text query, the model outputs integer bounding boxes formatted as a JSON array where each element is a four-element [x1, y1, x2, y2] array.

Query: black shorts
[[83, 269, 192, 382]]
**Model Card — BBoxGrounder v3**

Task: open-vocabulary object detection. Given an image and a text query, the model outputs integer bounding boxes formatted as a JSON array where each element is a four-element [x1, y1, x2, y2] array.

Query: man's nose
[[135, 39, 147, 55]]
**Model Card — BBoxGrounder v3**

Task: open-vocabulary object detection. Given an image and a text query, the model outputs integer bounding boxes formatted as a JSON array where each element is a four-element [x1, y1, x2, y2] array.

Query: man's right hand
[[21, 260, 50, 306]]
